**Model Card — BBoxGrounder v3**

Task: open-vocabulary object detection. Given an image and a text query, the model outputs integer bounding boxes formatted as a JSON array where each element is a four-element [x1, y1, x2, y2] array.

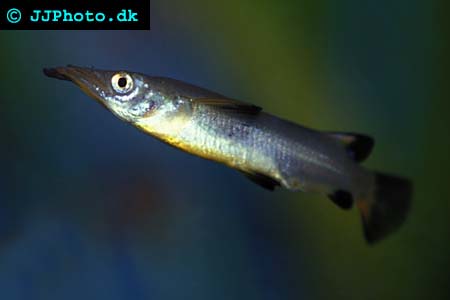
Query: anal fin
[[240, 171, 280, 191], [328, 190, 354, 210]]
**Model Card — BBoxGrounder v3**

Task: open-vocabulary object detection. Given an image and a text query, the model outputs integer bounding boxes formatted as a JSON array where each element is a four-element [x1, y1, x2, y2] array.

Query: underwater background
[[0, 0, 447, 299]]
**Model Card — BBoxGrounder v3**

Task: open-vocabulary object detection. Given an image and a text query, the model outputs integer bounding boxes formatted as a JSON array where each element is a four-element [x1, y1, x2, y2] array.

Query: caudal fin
[[357, 172, 412, 244]]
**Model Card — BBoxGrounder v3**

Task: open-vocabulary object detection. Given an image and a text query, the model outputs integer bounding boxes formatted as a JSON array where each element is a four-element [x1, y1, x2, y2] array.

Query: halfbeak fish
[[44, 65, 412, 244]]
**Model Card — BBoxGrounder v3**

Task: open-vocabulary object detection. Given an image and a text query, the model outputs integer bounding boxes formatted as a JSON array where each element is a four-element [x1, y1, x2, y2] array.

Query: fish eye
[[111, 72, 134, 94]]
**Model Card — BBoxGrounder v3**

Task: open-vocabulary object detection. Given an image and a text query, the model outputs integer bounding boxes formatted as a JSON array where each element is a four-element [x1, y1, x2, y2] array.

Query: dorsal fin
[[192, 98, 262, 115], [327, 132, 375, 162]]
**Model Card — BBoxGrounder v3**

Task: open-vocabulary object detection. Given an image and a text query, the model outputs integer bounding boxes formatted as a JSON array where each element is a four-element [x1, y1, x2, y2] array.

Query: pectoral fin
[[192, 98, 262, 115]]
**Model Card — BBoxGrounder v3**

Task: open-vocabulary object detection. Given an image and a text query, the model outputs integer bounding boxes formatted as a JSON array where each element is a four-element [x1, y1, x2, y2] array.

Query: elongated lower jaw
[[43, 65, 109, 107], [43, 67, 72, 81], [43, 65, 100, 85]]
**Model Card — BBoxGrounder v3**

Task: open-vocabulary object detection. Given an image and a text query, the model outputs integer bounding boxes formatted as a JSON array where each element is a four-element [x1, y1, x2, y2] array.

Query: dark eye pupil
[[118, 77, 127, 88]]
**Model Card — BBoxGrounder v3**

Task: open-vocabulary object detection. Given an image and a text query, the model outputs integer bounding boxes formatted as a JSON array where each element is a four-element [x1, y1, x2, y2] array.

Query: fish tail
[[356, 172, 412, 244]]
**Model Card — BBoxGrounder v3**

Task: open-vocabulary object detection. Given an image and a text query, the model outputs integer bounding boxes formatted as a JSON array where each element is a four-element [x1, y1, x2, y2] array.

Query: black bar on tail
[[358, 173, 412, 244]]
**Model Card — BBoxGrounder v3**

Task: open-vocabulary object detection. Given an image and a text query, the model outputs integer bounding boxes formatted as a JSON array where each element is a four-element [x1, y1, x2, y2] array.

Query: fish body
[[146, 100, 368, 193], [115, 76, 369, 194], [44, 65, 412, 243]]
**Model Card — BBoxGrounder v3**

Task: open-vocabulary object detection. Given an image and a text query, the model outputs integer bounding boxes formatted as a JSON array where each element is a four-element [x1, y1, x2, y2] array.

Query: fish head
[[43, 65, 189, 126]]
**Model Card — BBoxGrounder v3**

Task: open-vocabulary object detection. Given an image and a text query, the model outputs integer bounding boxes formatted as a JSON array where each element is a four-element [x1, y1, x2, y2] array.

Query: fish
[[43, 65, 412, 244]]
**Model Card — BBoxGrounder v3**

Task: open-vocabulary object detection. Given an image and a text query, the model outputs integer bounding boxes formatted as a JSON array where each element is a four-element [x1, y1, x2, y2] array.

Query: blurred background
[[0, 0, 446, 299]]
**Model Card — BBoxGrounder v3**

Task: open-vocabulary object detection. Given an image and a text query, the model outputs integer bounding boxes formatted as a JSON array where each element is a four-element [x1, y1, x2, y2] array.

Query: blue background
[[0, 1, 446, 299]]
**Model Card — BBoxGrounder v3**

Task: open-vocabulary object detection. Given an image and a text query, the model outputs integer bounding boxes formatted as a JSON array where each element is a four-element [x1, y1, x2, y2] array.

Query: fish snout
[[43, 65, 112, 105]]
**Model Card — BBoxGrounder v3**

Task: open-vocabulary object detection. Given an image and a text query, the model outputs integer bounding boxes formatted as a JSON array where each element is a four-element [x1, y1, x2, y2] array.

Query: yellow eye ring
[[111, 72, 133, 94]]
